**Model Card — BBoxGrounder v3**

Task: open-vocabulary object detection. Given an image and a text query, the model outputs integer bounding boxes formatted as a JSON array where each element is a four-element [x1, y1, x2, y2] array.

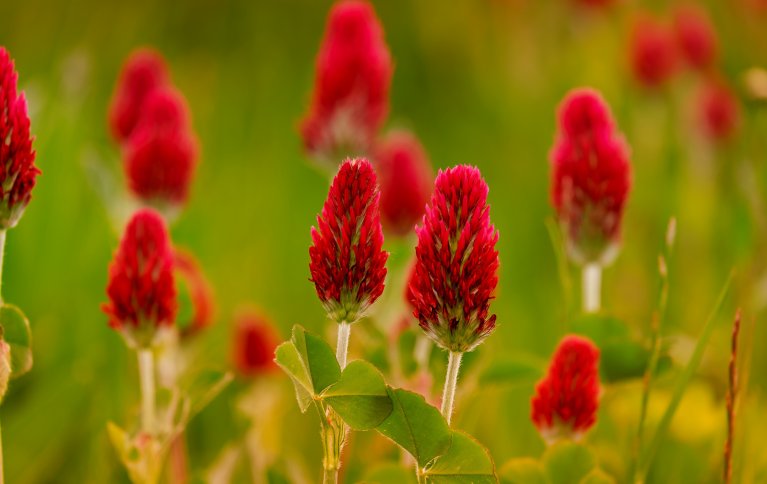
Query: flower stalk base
[[582, 263, 602, 314], [441, 351, 463, 425], [137, 349, 156, 434]]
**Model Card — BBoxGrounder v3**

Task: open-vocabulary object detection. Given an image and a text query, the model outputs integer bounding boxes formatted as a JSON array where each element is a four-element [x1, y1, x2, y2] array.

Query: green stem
[[441, 351, 463, 425], [0, 417, 4, 484], [335, 322, 350, 370], [321, 407, 343, 484], [0, 230, 6, 305], [137, 349, 156, 434]]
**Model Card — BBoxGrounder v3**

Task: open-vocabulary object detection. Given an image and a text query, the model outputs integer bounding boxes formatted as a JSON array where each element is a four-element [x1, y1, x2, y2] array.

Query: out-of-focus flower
[[531, 335, 600, 444], [300, 0, 392, 167], [571, 0, 614, 10], [309, 158, 388, 323], [550, 88, 631, 265], [672, 5, 718, 72], [232, 310, 280, 377], [407, 165, 499, 353], [0, 47, 40, 230], [103, 208, 177, 348], [0, 340, 10, 403], [124, 88, 199, 209], [173, 248, 215, 336], [743, 67, 767, 102], [372, 130, 433, 236], [697, 79, 740, 142], [629, 14, 677, 89], [109, 49, 170, 143]]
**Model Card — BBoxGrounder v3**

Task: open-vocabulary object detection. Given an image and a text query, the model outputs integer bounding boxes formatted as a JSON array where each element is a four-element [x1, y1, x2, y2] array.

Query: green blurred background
[[1, 0, 767, 482]]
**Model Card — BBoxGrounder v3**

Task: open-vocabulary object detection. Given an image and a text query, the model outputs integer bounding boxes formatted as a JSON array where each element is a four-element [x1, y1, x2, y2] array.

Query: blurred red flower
[[124, 87, 199, 208], [407, 165, 499, 352], [0, 47, 40, 229], [309, 158, 388, 323], [531, 335, 600, 444], [550, 88, 631, 265], [232, 310, 280, 377], [173, 248, 215, 336], [300, 0, 392, 165], [673, 5, 718, 71], [109, 48, 170, 143], [372, 130, 433, 236], [629, 14, 677, 89], [697, 79, 740, 142]]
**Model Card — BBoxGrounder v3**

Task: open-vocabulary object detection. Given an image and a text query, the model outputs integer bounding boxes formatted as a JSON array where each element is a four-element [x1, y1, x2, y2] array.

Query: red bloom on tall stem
[[697, 79, 740, 142], [550, 89, 631, 265], [124, 87, 199, 209], [232, 310, 280, 377], [0, 47, 40, 230], [372, 130, 433, 236], [629, 14, 677, 89], [407, 165, 499, 353], [309, 158, 388, 323], [109, 49, 170, 143], [103, 208, 177, 348], [300, 0, 393, 166], [673, 5, 717, 72], [531, 335, 600, 444]]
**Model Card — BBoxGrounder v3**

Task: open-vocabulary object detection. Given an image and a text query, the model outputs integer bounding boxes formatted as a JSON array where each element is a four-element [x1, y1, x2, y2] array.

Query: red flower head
[[124, 87, 199, 210], [407, 165, 499, 353], [372, 130, 433, 236], [0, 47, 40, 230], [629, 14, 677, 89], [300, 0, 393, 166], [232, 310, 280, 377], [531, 335, 600, 444], [550, 89, 631, 265], [309, 158, 388, 323], [697, 79, 740, 142], [103, 208, 177, 348], [109, 49, 170, 143], [673, 5, 717, 72]]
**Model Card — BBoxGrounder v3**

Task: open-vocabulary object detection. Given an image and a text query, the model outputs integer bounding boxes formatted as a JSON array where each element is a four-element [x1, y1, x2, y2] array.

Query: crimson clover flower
[[697, 79, 740, 143], [309, 158, 388, 323], [0, 47, 40, 230], [550, 88, 631, 265], [407, 165, 499, 353], [173, 248, 215, 337], [372, 130, 433, 236], [300, 0, 392, 166], [531, 335, 600, 444], [629, 14, 677, 89], [124, 87, 199, 209], [103, 208, 177, 348], [109, 48, 170, 143], [672, 5, 717, 72], [232, 309, 280, 377]]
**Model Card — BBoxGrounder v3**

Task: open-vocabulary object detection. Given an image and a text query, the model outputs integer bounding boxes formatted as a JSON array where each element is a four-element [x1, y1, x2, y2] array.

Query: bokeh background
[[1, 0, 767, 482]]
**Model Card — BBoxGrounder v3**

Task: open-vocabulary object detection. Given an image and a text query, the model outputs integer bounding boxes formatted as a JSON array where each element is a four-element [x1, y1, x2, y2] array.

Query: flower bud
[[309, 158, 388, 323], [629, 14, 677, 89], [173, 248, 215, 336], [531, 335, 600, 444], [372, 130, 433, 236], [109, 49, 170, 143], [300, 0, 392, 166], [102, 208, 177, 348], [232, 309, 280, 377], [407, 165, 500, 353], [697, 79, 740, 142], [0, 47, 41, 230], [672, 5, 718, 72], [550, 89, 631, 266], [123, 87, 199, 210]]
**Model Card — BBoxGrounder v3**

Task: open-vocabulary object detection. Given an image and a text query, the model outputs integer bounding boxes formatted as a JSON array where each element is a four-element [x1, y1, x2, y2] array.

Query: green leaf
[[376, 387, 451, 468], [579, 469, 615, 484], [274, 325, 341, 412], [479, 354, 545, 386], [542, 441, 595, 484], [0, 304, 33, 378], [321, 360, 393, 430], [499, 458, 549, 484], [361, 463, 419, 484], [422, 430, 497, 483]]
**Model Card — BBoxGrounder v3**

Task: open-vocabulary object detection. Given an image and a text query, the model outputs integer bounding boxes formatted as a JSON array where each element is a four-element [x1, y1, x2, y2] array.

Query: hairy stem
[[336, 322, 350, 370], [582, 263, 601, 314], [441, 351, 463, 425], [137, 349, 156, 434], [724, 309, 742, 484], [0, 230, 6, 305], [321, 407, 343, 484]]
